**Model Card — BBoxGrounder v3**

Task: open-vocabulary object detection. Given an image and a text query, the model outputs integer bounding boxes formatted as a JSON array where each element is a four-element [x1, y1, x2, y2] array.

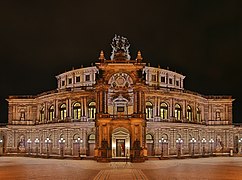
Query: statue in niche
[[17, 135, 26, 152], [215, 135, 224, 152]]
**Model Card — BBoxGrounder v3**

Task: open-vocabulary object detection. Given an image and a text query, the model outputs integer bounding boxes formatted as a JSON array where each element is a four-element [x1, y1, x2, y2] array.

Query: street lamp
[[159, 137, 167, 158], [209, 139, 214, 156], [80, 139, 83, 158], [45, 137, 51, 158], [201, 138, 206, 156], [0, 138, 2, 155], [238, 138, 242, 154], [27, 139, 32, 155], [190, 137, 196, 157], [58, 137, 66, 158], [176, 137, 183, 158], [74, 137, 81, 157], [34, 138, 40, 156]]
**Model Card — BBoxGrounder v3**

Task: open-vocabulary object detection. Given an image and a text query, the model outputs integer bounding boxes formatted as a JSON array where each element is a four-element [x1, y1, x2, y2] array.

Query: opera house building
[[0, 35, 241, 161]]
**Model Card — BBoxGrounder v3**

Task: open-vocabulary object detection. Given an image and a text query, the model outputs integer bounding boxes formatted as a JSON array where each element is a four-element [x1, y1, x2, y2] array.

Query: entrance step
[[111, 158, 130, 162]]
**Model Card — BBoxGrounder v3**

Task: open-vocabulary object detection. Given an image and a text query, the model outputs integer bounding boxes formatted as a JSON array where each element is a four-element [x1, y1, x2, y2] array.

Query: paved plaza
[[0, 157, 242, 180]]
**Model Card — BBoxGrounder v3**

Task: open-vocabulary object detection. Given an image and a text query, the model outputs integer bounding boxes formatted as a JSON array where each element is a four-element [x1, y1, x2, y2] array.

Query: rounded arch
[[146, 101, 153, 119], [146, 133, 154, 141], [160, 102, 168, 119], [40, 107, 45, 122], [73, 102, 81, 119], [88, 101, 96, 119], [196, 107, 201, 123], [175, 103, 182, 120], [161, 133, 169, 140], [112, 127, 130, 134], [176, 133, 182, 139], [48, 105, 54, 121], [146, 133, 154, 156], [187, 105, 192, 121], [88, 134, 95, 140], [73, 133, 80, 140], [60, 103, 67, 120], [108, 72, 134, 87]]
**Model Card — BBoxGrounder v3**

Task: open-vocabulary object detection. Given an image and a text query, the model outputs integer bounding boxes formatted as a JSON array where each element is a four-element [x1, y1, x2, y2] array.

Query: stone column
[[69, 99, 72, 118], [84, 96, 87, 117]]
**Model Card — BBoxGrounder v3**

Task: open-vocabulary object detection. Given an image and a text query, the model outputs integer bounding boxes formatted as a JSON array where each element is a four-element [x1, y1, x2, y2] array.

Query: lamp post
[[34, 138, 40, 156], [0, 139, 3, 155], [238, 138, 242, 154], [58, 137, 65, 158], [190, 137, 196, 157], [27, 139, 32, 155], [176, 138, 183, 158], [74, 137, 81, 157], [159, 137, 167, 158], [209, 139, 214, 156], [201, 138, 206, 156], [45, 137, 51, 158], [80, 139, 83, 158]]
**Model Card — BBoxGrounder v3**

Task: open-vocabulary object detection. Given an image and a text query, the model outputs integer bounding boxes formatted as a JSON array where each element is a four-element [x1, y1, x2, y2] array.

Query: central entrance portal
[[116, 139, 125, 157], [112, 127, 130, 158]]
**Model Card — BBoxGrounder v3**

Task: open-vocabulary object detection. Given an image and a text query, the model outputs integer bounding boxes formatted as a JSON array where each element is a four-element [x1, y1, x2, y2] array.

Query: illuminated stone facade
[[0, 36, 242, 160]]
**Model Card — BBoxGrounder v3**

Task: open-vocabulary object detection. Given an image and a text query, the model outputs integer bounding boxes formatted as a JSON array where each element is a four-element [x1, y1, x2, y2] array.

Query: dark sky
[[0, 1, 241, 123]]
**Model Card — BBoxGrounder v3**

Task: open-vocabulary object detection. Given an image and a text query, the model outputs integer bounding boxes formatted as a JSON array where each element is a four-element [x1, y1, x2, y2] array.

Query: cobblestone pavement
[[0, 157, 242, 180]]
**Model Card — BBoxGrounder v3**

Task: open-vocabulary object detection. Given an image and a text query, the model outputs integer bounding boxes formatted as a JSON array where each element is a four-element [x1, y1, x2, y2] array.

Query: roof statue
[[110, 34, 131, 60]]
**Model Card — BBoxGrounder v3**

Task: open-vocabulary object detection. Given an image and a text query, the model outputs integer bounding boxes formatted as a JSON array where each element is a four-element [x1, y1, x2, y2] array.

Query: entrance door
[[116, 139, 125, 157]]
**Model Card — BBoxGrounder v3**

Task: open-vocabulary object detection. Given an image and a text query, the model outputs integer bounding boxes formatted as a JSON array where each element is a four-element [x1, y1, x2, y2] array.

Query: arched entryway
[[88, 134, 95, 156], [0, 134, 5, 155], [111, 127, 130, 158], [146, 134, 154, 156]]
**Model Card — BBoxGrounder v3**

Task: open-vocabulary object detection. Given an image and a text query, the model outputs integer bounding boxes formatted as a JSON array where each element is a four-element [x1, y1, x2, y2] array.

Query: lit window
[[146, 102, 153, 119], [76, 76, 80, 83], [73, 102, 81, 119], [49, 106, 54, 121], [169, 78, 173, 84], [196, 108, 201, 122], [160, 76, 165, 83], [86, 74, 90, 81], [187, 105, 192, 121], [60, 104, 67, 120], [40, 107, 45, 122], [175, 104, 182, 120], [88, 102, 96, 119], [160, 103, 168, 119], [68, 78, 72, 84], [151, 75, 156, 82]]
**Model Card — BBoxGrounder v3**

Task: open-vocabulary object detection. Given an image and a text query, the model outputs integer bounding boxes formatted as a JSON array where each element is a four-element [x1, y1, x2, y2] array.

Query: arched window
[[40, 107, 45, 122], [88, 102, 96, 119], [49, 106, 54, 121], [73, 102, 81, 119], [60, 104, 67, 120], [174, 104, 182, 120], [196, 108, 201, 122], [146, 102, 153, 119], [146, 134, 154, 143], [187, 105, 192, 121], [160, 103, 168, 119]]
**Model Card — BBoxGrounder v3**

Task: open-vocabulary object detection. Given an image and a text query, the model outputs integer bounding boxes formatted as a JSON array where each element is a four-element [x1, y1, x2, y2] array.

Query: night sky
[[0, 1, 241, 123]]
